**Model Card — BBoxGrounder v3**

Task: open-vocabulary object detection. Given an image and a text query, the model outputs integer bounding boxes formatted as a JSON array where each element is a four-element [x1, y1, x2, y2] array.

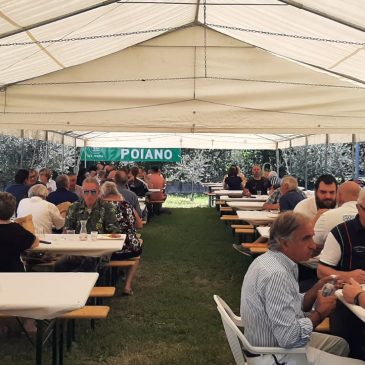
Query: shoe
[[232, 244, 253, 257], [122, 289, 134, 296]]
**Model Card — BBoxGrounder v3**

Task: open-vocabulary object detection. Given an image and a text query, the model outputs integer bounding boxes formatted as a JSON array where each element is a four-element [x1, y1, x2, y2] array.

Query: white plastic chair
[[213, 295, 308, 365]]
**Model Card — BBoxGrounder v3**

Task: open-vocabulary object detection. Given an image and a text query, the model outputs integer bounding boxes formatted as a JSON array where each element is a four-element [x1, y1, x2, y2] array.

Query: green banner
[[81, 147, 181, 162]]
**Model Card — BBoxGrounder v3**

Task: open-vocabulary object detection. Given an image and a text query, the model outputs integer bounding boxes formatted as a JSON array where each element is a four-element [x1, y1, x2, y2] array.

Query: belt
[[243, 350, 260, 358]]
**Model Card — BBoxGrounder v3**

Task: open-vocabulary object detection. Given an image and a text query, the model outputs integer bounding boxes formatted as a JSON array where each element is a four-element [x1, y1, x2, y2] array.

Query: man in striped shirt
[[241, 212, 364, 365]]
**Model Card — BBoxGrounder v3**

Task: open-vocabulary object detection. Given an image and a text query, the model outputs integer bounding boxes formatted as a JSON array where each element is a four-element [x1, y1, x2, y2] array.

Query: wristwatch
[[354, 291, 364, 306]]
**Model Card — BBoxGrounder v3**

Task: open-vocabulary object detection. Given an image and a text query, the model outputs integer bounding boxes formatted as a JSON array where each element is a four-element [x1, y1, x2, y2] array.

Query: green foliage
[[0, 134, 78, 189]]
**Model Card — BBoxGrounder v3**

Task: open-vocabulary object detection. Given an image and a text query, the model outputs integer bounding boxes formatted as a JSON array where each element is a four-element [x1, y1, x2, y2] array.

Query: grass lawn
[[0, 198, 252, 365]]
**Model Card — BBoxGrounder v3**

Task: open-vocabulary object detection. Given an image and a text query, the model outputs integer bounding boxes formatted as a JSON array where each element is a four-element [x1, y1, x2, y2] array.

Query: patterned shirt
[[65, 199, 120, 234], [241, 250, 313, 348]]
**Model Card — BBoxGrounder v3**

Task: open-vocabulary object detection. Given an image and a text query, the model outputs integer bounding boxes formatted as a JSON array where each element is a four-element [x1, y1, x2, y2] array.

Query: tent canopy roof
[[1, 1, 365, 149]]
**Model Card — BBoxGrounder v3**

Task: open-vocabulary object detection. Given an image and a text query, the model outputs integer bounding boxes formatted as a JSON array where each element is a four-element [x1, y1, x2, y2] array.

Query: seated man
[[17, 184, 65, 234], [240, 212, 363, 365], [47, 174, 79, 206], [55, 177, 120, 272], [147, 166, 166, 201], [5, 169, 31, 208], [279, 176, 306, 212], [244, 164, 271, 196]]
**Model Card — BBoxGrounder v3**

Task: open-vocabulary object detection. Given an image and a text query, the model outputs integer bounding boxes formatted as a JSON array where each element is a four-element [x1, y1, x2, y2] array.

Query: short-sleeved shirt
[[279, 190, 305, 212], [147, 173, 166, 201], [320, 215, 365, 271], [5, 183, 29, 208], [0, 223, 35, 272], [224, 176, 242, 190], [47, 188, 79, 206], [245, 177, 271, 195], [294, 196, 317, 220], [65, 199, 120, 234]]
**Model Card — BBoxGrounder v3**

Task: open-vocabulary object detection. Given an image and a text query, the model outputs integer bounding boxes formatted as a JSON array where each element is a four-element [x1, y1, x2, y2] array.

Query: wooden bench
[[203, 192, 216, 207], [90, 287, 116, 298], [103, 257, 140, 285], [235, 227, 256, 242]]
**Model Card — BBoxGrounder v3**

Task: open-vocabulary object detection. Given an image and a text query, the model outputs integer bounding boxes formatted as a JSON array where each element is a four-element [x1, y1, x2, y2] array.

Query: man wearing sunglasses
[[55, 177, 120, 272], [64, 177, 120, 234]]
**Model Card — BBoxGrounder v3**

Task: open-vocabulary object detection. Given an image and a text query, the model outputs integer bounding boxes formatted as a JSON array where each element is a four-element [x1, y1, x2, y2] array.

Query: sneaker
[[232, 244, 253, 257]]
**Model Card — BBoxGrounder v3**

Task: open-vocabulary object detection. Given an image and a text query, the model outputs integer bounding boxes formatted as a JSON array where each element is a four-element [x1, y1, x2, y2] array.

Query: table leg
[[35, 320, 44, 365]]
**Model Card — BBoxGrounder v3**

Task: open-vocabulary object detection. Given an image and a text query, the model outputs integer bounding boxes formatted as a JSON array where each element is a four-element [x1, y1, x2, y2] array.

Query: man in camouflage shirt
[[55, 177, 120, 272], [65, 178, 120, 233]]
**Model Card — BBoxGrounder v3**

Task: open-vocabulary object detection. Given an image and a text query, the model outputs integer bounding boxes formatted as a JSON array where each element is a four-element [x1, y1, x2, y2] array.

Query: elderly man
[[17, 184, 65, 233], [294, 174, 337, 223], [279, 176, 306, 212], [64, 177, 120, 234], [244, 165, 271, 196], [47, 174, 79, 206], [240, 211, 364, 365], [55, 177, 120, 272], [313, 181, 360, 247]]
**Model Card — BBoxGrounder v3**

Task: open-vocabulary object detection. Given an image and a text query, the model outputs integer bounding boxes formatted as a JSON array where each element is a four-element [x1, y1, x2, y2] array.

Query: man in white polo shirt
[[313, 181, 360, 246], [294, 174, 337, 223]]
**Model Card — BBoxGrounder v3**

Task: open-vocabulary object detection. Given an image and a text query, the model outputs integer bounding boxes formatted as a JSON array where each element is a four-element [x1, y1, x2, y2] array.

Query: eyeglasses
[[83, 190, 97, 195], [357, 204, 365, 212]]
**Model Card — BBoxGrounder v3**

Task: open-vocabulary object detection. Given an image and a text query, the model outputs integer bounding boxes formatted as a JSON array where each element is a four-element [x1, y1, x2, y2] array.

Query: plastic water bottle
[[322, 275, 337, 297]]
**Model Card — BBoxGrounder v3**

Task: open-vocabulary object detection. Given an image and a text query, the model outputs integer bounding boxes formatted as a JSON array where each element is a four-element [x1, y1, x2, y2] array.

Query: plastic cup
[[91, 231, 98, 241], [66, 230, 75, 235], [256, 190, 262, 195]]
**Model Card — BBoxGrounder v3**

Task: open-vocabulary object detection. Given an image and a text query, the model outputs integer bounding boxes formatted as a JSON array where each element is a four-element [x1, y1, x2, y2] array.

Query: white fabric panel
[[291, 137, 306, 147], [295, 1, 365, 29], [328, 134, 353, 144], [307, 135, 327, 145], [202, 0, 365, 81]]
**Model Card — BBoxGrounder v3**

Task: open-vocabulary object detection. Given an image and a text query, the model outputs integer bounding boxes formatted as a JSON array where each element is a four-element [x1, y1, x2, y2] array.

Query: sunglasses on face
[[83, 190, 97, 195]]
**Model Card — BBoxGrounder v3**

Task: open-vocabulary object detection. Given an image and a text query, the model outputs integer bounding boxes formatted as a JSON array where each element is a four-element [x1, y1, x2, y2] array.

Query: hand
[[315, 290, 337, 318], [347, 269, 365, 284], [343, 278, 363, 304], [313, 275, 338, 292]]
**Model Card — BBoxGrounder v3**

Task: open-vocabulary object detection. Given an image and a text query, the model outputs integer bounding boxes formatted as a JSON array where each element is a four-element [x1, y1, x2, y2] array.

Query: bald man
[[313, 181, 361, 247]]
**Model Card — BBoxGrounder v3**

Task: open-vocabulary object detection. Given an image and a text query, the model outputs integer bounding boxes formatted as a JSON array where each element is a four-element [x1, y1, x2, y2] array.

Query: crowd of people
[[221, 164, 365, 363], [0, 164, 167, 296]]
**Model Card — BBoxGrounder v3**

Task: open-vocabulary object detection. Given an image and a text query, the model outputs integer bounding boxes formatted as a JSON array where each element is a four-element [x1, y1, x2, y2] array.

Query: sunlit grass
[[163, 194, 208, 208]]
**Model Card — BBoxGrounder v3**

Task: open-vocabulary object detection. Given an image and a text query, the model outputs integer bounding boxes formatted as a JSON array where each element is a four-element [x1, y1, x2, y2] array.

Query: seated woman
[[223, 166, 244, 190], [0, 192, 39, 272], [128, 166, 148, 197], [100, 181, 143, 295]]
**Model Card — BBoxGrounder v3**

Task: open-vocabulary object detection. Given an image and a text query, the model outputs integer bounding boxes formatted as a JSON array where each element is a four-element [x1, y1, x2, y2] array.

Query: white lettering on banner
[[154, 149, 163, 160], [164, 150, 172, 160], [131, 149, 139, 159], [145, 150, 153, 159], [120, 148, 130, 159]]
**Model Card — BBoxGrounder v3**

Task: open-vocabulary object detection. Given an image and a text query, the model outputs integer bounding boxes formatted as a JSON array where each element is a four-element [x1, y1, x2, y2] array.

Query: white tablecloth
[[30, 234, 125, 257], [220, 195, 269, 202], [335, 287, 365, 323], [0, 273, 98, 320], [213, 190, 244, 196], [236, 210, 279, 225], [227, 201, 265, 211]]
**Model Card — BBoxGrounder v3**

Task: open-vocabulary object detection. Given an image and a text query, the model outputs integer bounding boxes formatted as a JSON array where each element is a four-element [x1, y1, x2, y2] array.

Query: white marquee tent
[[1, 0, 365, 149]]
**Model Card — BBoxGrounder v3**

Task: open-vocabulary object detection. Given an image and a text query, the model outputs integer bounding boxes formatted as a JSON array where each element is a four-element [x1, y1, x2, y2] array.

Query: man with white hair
[[278, 175, 305, 212], [241, 211, 364, 365], [17, 184, 65, 233]]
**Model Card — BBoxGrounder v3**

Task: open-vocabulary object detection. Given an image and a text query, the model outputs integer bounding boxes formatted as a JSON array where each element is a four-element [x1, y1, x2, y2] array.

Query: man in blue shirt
[[5, 169, 31, 208], [47, 174, 79, 206]]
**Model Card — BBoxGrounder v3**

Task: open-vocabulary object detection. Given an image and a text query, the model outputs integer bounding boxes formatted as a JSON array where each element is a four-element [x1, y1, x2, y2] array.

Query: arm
[[317, 263, 365, 283], [262, 202, 279, 210], [31, 236, 40, 248], [104, 203, 121, 233], [264, 272, 313, 348], [50, 204, 65, 230], [64, 202, 78, 230], [343, 278, 365, 307], [133, 208, 143, 229]]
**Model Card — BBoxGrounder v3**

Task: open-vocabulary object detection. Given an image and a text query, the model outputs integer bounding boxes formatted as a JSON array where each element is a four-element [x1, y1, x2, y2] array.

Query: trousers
[[246, 332, 364, 365]]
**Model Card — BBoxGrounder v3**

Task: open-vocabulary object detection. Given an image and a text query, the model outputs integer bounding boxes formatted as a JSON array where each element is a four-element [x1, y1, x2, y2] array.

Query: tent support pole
[[275, 143, 279, 175], [304, 136, 308, 190], [324, 134, 328, 172], [61, 134, 65, 172], [45, 131, 49, 167], [20, 129, 24, 168]]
